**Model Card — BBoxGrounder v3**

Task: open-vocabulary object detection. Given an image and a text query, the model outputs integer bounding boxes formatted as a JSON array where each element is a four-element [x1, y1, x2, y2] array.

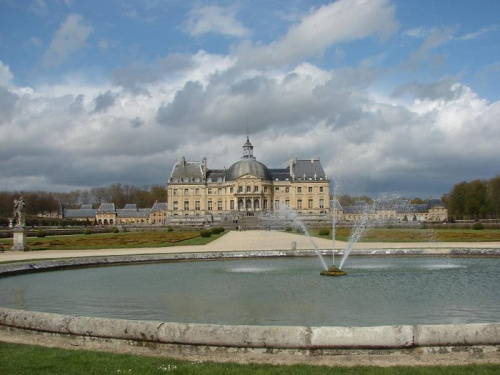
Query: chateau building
[[64, 202, 167, 226], [332, 199, 448, 223], [166, 137, 331, 217]]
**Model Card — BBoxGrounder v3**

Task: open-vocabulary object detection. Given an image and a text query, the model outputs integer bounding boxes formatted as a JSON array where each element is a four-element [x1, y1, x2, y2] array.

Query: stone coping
[[1, 307, 499, 350]]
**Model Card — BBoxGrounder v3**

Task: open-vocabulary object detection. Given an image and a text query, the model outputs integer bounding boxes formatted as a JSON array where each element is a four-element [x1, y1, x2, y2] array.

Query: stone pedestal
[[11, 227, 29, 251]]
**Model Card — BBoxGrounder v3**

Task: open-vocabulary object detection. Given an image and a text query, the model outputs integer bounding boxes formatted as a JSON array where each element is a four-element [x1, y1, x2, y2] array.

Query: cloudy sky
[[0, 0, 499, 198]]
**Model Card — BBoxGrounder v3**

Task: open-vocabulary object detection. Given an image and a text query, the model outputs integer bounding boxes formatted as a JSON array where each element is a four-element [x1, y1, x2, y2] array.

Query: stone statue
[[13, 197, 26, 227]]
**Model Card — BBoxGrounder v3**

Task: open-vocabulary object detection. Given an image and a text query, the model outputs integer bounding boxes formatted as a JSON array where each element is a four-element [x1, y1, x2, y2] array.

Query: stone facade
[[334, 199, 448, 223], [166, 138, 330, 217], [64, 202, 168, 226]]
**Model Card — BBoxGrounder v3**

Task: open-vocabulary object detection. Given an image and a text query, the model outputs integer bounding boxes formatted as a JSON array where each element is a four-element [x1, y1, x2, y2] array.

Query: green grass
[[0, 342, 499, 375], [0, 231, 226, 251], [311, 228, 500, 242]]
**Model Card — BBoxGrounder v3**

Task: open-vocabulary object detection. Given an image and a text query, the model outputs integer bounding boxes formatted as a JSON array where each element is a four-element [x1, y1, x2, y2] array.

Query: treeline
[[0, 184, 167, 218], [442, 176, 500, 220]]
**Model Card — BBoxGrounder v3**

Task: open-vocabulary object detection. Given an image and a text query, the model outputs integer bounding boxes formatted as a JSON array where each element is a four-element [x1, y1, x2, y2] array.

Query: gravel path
[[1, 230, 499, 262]]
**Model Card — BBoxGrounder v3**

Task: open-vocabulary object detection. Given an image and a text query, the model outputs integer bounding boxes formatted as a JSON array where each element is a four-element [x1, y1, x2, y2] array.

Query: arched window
[[254, 199, 260, 210], [246, 199, 252, 210], [238, 199, 244, 210]]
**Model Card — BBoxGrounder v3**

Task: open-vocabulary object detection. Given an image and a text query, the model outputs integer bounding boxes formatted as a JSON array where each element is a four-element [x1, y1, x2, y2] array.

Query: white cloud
[[43, 14, 93, 68], [29, 0, 48, 16], [0, 60, 14, 87], [459, 25, 498, 40], [403, 26, 455, 70], [184, 5, 250, 38], [403, 27, 430, 39], [235, 0, 398, 68]]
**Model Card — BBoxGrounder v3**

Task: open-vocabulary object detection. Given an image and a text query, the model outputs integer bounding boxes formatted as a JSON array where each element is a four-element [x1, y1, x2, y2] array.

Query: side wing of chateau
[[166, 137, 331, 217]]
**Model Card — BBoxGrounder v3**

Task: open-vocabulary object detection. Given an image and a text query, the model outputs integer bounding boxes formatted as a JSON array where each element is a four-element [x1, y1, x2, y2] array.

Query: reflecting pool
[[1, 257, 499, 327]]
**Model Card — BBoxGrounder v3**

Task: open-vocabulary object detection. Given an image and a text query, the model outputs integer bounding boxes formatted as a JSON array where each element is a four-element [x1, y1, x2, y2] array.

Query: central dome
[[226, 159, 272, 181]]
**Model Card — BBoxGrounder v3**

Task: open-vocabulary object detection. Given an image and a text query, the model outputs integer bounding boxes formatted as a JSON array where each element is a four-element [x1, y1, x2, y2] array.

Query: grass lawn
[[0, 231, 226, 251], [312, 228, 500, 242], [0, 342, 499, 375]]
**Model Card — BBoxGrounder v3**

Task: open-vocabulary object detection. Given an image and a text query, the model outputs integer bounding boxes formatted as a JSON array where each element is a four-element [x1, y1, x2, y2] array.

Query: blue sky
[[0, 0, 499, 198]]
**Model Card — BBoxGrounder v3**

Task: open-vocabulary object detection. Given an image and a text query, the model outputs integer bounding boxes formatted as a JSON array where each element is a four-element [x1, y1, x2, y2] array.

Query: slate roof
[[97, 203, 116, 213], [151, 202, 168, 212], [63, 207, 96, 219], [206, 169, 227, 182], [292, 159, 326, 180], [116, 208, 150, 218], [169, 158, 204, 183]]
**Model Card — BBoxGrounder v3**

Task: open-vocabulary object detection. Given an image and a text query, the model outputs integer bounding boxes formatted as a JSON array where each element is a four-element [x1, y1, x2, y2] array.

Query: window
[[263, 199, 268, 209], [217, 177, 222, 182], [195, 201, 200, 210], [208, 188, 212, 194], [184, 201, 189, 210], [308, 199, 313, 209], [319, 199, 324, 209], [246, 185, 251, 192], [308, 187, 313, 193], [230, 187, 234, 193], [254, 185, 259, 192], [274, 200, 279, 209], [297, 199, 302, 209], [285, 187, 290, 193], [319, 187, 324, 193], [173, 201, 178, 211], [264, 187, 268, 193], [208, 201, 212, 211], [173, 189, 177, 195], [184, 189, 189, 194], [218, 188, 222, 194], [230, 200, 235, 210], [238, 186, 243, 193], [297, 187, 302, 193], [195, 188, 200, 195], [183, 178, 189, 182], [285, 200, 290, 207], [275, 187, 279, 191], [218, 201, 222, 211], [207, 178, 212, 182]]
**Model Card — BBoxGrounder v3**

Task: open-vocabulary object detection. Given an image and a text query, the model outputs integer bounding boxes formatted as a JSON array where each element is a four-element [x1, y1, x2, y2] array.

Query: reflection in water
[[0, 257, 498, 327]]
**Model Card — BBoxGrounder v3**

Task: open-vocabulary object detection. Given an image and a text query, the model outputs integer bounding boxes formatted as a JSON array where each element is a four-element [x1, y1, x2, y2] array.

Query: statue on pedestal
[[11, 197, 29, 251], [13, 197, 26, 227]]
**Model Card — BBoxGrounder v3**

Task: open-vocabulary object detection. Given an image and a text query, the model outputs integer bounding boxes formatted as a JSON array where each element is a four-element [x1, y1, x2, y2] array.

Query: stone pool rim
[[1, 251, 500, 365]]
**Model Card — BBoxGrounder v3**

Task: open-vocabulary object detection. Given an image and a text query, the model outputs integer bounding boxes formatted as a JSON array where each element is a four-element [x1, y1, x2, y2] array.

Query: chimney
[[289, 158, 294, 179]]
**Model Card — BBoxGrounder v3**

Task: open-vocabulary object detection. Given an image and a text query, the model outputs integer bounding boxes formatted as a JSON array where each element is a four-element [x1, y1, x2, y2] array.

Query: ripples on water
[[0, 257, 498, 327]]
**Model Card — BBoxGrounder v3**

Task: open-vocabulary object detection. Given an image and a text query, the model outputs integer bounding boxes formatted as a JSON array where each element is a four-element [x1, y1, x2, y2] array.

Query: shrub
[[167, 226, 173, 232], [218, 227, 225, 233], [473, 222, 484, 230], [211, 227, 221, 235], [112, 227, 119, 233], [36, 230, 46, 238], [200, 230, 212, 238], [285, 226, 293, 232], [83, 229, 91, 235], [318, 228, 330, 236]]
